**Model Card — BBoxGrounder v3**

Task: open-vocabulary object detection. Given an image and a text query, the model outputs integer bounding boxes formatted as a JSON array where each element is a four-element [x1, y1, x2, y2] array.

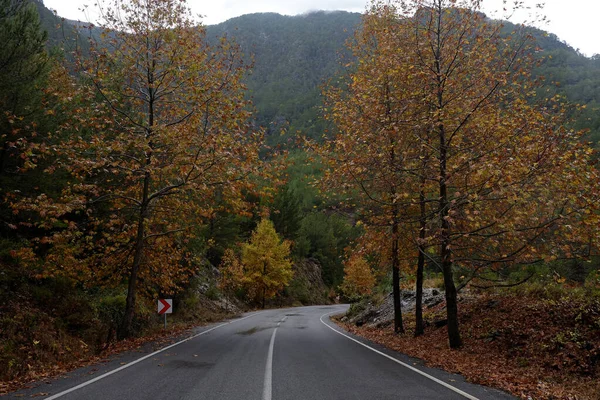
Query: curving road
[[6, 305, 514, 400]]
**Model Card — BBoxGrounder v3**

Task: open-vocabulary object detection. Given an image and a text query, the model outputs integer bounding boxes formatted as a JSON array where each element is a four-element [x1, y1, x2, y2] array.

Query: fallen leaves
[[337, 293, 600, 399]]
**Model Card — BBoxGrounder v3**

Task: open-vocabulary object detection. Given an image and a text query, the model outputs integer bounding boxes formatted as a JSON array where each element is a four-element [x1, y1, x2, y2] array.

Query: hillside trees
[[323, 0, 600, 348], [218, 248, 244, 310], [0, 0, 49, 176], [13, 0, 261, 337]]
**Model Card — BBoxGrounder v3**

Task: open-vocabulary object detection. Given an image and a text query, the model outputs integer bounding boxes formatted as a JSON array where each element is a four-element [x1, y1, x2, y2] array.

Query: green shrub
[[346, 299, 369, 318], [96, 293, 126, 343], [205, 285, 221, 301], [586, 269, 600, 288], [287, 276, 310, 305]]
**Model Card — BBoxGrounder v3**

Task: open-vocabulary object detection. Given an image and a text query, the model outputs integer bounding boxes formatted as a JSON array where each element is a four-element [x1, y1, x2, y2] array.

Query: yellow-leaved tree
[[323, 0, 600, 348], [242, 218, 293, 308]]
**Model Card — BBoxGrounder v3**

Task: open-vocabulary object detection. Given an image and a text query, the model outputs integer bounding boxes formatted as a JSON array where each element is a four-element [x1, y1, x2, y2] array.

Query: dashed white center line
[[262, 327, 277, 400], [263, 315, 287, 400], [277, 316, 287, 327]]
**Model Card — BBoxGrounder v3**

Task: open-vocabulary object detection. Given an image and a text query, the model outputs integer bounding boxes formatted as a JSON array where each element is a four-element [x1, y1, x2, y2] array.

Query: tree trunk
[[415, 190, 426, 337], [0, 140, 8, 175], [442, 256, 461, 348], [262, 260, 267, 309], [392, 216, 404, 334], [121, 60, 155, 338], [120, 178, 149, 338], [385, 91, 404, 335], [439, 123, 461, 348], [434, 0, 461, 349]]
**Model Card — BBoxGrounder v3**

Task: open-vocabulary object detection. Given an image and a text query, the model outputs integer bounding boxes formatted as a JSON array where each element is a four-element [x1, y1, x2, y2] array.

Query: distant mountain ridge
[[206, 11, 361, 145], [34, 2, 600, 146]]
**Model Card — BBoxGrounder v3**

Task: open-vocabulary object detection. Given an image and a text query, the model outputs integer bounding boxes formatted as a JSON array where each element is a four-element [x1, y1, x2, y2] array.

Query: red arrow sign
[[158, 299, 172, 314]]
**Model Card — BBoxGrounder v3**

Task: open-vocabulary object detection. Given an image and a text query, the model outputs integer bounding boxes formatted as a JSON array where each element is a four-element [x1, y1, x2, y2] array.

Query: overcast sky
[[42, 0, 599, 57]]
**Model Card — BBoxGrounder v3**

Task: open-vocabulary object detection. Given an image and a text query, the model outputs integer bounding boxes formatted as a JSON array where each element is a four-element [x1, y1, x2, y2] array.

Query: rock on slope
[[345, 288, 445, 328]]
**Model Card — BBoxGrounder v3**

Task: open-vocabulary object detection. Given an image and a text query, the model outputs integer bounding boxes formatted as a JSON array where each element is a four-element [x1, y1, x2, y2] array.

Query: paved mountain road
[[5, 305, 514, 400]]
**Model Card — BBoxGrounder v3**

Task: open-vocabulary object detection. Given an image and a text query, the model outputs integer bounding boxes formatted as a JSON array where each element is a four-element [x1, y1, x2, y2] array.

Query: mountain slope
[[35, 2, 600, 146], [207, 11, 361, 145], [207, 12, 600, 146]]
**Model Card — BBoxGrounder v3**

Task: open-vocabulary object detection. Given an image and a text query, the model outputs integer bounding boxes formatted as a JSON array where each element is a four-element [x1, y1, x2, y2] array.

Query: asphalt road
[[6, 305, 515, 400]]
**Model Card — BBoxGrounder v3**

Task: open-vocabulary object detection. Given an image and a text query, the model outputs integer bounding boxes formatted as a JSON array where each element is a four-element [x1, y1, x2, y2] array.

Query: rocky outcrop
[[285, 257, 330, 305], [345, 288, 445, 328]]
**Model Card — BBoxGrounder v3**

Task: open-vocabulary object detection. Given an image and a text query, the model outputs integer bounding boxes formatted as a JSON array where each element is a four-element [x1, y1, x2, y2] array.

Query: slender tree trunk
[[120, 174, 149, 338], [392, 208, 404, 334], [384, 82, 403, 335], [121, 57, 155, 338], [0, 97, 20, 175], [0, 140, 8, 175], [415, 188, 426, 337], [433, 0, 461, 349], [438, 118, 461, 347], [439, 124, 461, 348]]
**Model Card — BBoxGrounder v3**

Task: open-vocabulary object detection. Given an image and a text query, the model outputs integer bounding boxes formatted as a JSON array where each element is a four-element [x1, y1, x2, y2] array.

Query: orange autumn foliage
[[342, 256, 376, 298], [321, 0, 600, 347], [11, 0, 262, 336]]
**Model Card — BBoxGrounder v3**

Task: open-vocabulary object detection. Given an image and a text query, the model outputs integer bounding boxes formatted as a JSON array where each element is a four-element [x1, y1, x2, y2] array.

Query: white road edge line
[[44, 312, 261, 400], [262, 327, 278, 400], [319, 311, 480, 400]]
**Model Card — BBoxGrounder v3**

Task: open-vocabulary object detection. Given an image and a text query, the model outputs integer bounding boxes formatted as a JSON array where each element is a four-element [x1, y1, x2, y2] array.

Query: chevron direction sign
[[158, 299, 173, 314]]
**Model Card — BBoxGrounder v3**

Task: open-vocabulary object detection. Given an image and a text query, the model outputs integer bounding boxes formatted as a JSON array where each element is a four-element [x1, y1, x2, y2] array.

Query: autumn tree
[[341, 255, 376, 299], [396, 0, 600, 348], [13, 0, 261, 338], [320, 4, 429, 334], [241, 218, 293, 308], [218, 248, 245, 311], [325, 0, 600, 348]]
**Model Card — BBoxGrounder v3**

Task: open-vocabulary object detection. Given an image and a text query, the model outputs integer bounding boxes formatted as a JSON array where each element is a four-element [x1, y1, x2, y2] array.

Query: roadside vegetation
[[0, 0, 352, 388]]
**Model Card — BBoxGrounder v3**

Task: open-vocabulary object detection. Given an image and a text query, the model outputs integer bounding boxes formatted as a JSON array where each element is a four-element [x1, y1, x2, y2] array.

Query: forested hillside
[[206, 12, 361, 145], [36, 4, 600, 146], [211, 12, 600, 146], [531, 34, 600, 142]]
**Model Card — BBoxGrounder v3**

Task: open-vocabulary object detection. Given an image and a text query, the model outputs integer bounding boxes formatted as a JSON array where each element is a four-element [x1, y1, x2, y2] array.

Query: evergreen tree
[[0, 0, 49, 175]]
